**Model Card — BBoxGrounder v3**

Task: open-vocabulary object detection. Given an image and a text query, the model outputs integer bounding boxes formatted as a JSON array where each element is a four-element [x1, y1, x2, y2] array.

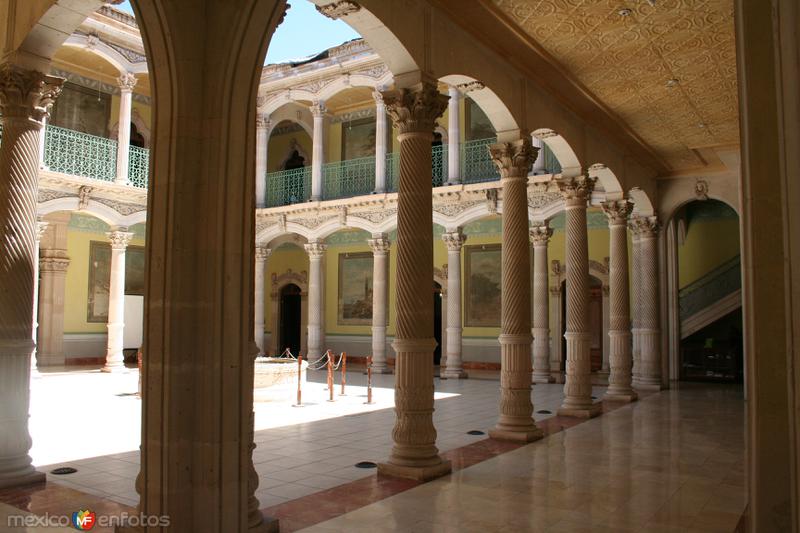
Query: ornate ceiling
[[490, 0, 738, 172]]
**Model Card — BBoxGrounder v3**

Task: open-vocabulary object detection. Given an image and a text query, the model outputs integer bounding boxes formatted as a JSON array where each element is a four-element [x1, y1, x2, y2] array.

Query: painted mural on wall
[[465, 244, 502, 327], [338, 252, 373, 325], [341, 117, 377, 160], [87, 242, 145, 322], [50, 82, 111, 138]]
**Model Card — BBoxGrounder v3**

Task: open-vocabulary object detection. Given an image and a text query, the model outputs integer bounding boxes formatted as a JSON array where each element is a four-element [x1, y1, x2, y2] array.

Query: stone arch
[[439, 74, 518, 133], [588, 163, 623, 199], [267, 103, 314, 138], [312, 217, 379, 240], [657, 176, 741, 223], [62, 34, 148, 74], [257, 223, 314, 245], [533, 128, 582, 178], [629, 187, 657, 217]]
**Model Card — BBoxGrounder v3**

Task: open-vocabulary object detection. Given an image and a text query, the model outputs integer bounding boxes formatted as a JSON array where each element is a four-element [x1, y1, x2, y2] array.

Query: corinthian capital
[[107, 229, 134, 250], [441, 230, 467, 251], [0, 65, 64, 124], [117, 72, 138, 92], [558, 174, 596, 205], [381, 82, 448, 135], [629, 216, 660, 238], [368, 235, 391, 255], [489, 137, 537, 179], [529, 224, 553, 245], [316, 1, 361, 19], [256, 113, 272, 131], [310, 100, 327, 118], [304, 241, 328, 259], [601, 200, 634, 225]]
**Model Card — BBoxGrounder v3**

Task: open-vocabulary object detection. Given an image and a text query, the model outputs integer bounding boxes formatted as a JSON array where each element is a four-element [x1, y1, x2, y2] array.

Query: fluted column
[[373, 92, 388, 193], [310, 100, 326, 201], [305, 240, 326, 358], [368, 234, 391, 372], [488, 137, 543, 442], [447, 86, 461, 184], [632, 216, 662, 390], [630, 227, 642, 386], [602, 201, 637, 402], [103, 229, 133, 372], [255, 114, 271, 208], [558, 175, 602, 418], [115, 72, 137, 185], [441, 230, 468, 379], [378, 80, 450, 481], [0, 64, 62, 489], [254, 247, 271, 355], [530, 223, 553, 383]]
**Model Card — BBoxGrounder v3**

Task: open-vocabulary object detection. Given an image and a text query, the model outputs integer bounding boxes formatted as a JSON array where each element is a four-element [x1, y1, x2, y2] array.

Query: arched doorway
[[279, 283, 302, 356], [433, 281, 443, 366]]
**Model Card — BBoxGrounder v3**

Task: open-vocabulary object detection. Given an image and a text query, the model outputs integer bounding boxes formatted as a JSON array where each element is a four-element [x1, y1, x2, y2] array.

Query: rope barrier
[[365, 355, 373, 405], [340, 352, 347, 396]]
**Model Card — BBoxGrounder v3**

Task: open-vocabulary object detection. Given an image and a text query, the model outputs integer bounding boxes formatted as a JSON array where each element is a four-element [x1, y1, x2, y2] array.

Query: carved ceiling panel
[[492, 0, 738, 171]]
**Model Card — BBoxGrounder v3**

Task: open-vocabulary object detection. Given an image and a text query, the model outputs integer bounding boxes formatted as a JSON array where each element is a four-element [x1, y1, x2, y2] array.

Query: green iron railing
[[265, 166, 311, 207], [323, 155, 375, 200], [431, 144, 446, 187], [462, 137, 500, 183], [128, 145, 149, 188], [44, 125, 118, 182], [386, 152, 399, 192]]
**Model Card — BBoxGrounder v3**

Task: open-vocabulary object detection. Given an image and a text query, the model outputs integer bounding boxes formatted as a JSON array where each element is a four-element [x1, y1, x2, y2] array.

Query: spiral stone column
[[254, 247, 271, 355], [378, 80, 450, 481], [0, 64, 62, 488], [558, 175, 602, 418], [103, 229, 134, 372], [488, 137, 543, 442], [305, 240, 327, 358], [115, 72, 137, 185], [530, 223, 554, 383], [632, 216, 662, 390], [368, 234, 391, 373], [602, 201, 637, 402], [441, 230, 467, 379], [630, 225, 642, 386]]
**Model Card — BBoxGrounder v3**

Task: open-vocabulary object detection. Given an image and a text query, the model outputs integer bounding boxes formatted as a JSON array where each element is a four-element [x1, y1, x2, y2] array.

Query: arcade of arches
[[0, 1, 797, 532]]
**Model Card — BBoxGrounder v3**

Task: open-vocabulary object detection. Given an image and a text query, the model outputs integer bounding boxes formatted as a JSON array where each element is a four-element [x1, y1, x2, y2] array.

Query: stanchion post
[[340, 352, 347, 395], [296, 355, 303, 406], [366, 355, 373, 405], [327, 350, 334, 402]]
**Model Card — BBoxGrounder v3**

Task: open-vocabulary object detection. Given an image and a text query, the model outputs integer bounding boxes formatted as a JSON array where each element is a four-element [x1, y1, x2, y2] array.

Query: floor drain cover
[[467, 430, 485, 435], [536, 410, 552, 414], [355, 461, 377, 469], [50, 467, 77, 475], [591, 396, 597, 400]]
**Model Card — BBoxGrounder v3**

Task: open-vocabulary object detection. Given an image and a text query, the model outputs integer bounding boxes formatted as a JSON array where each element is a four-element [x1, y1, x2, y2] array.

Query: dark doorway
[[279, 283, 302, 356], [680, 309, 743, 383], [130, 123, 145, 148], [433, 281, 443, 365], [560, 277, 604, 372]]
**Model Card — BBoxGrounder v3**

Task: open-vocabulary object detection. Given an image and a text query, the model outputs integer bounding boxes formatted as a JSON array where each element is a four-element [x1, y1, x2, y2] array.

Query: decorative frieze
[[316, 1, 362, 20]]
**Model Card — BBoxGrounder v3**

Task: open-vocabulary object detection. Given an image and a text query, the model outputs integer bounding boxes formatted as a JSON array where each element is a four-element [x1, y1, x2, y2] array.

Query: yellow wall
[[263, 244, 309, 333], [63, 222, 146, 334], [679, 217, 740, 288], [267, 129, 313, 172]]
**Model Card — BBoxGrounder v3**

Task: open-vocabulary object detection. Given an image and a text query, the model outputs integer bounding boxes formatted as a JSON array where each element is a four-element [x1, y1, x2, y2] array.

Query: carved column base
[[377, 459, 452, 482], [558, 332, 602, 418], [604, 331, 637, 402], [440, 368, 468, 379], [491, 334, 543, 442], [635, 328, 662, 391]]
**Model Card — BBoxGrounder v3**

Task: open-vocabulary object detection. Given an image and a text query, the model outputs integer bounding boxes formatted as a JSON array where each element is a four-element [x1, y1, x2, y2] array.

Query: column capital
[[559, 174, 596, 206], [310, 100, 327, 118], [117, 72, 138, 92], [529, 224, 553, 245], [601, 199, 634, 225], [36, 220, 49, 242], [368, 235, 391, 255], [255, 247, 272, 261], [629, 215, 660, 238], [0, 65, 63, 125], [381, 81, 448, 135], [489, 136, 537, 180], [441, 230, 467, 251], [107, 229, 134, 250], [39, 250, 70, 273], [256, 113, 272, 131], [316, 1, 361, 19], [304, 240, 328, 258], [372, 90, 385, 106]]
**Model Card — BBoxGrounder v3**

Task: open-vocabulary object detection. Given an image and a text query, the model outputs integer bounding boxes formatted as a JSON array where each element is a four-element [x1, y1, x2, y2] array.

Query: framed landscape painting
[[338, 252, 373, 325], [465, 244, 501, 327]]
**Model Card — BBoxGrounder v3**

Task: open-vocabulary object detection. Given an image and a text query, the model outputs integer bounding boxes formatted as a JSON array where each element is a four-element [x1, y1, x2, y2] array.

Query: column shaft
[[305, 241, 326, 358], [631, 230, 641, 386], [558, 176, 602, 418], [602, 201, 637, 402], [115, 73, 137, 185], [441, 230, 467, 379], [531, 135, 546, 175], [37, 248, 70, 367], [254, 247, 270, 355], [488, 138, 543, 442], [447, 86, 461, 184], [530, 224, 553, 383], [310, 101, 326, 201], [379, 81, 450, 481], [368, 235, 391, 372], [103, 229, 133, 372], [634, 217, 662, 390], [373, 92, 387, 193], [255, 115, 270, 208], [0, 65, 62, 489]]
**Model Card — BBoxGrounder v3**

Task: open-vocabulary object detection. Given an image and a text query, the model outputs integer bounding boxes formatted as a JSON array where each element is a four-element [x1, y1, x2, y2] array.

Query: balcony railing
[[323, 156, 375, 200], [266, 166, 311, 206], [462, 137, 500, 183], [128, 145, 149, 188], [44, 125, 118, 182]]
